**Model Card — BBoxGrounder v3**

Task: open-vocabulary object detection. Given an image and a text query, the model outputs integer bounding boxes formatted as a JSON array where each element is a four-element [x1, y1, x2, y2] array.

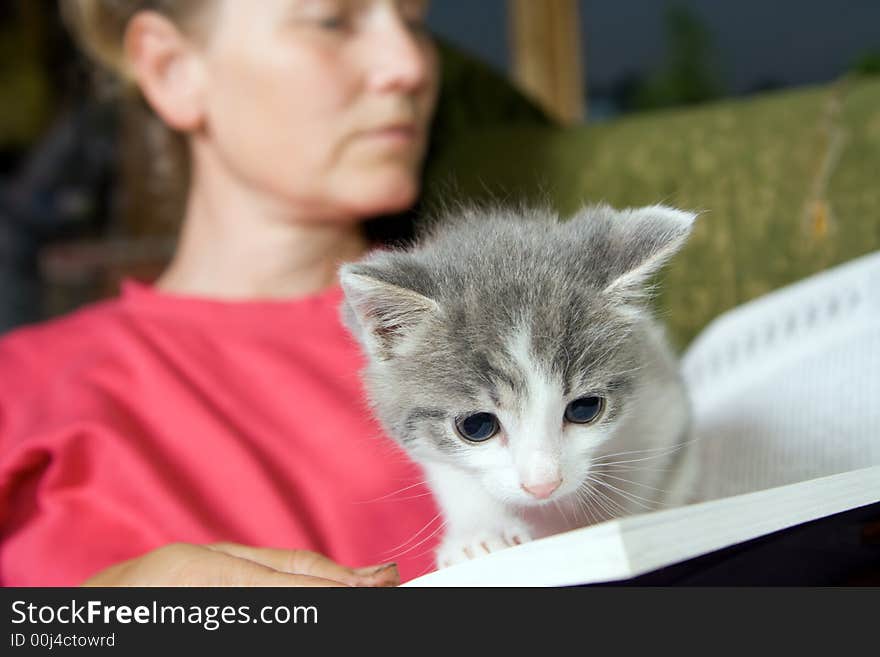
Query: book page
[[671, 250, 880, 505], [405, 465, 880, 586]]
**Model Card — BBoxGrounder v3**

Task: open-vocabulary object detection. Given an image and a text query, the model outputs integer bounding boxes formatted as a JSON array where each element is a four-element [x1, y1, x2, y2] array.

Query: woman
[[0, 0, 440, 586]]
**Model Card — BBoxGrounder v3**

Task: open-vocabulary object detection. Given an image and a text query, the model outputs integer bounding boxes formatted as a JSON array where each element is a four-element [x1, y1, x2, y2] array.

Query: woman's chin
[[347, 175, 421, 217]]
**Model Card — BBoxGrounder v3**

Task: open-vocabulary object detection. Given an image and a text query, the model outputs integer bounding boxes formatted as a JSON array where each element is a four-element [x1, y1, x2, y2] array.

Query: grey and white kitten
[[339, 203, 695, 568]]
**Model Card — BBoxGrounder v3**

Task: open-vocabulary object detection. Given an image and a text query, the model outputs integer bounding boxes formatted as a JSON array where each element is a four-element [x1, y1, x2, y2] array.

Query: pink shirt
[[0, 280, 439, 585]]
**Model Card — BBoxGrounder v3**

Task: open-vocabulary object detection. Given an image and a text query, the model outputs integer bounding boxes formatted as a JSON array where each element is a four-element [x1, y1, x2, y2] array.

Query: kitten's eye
[[564, 396, 605, 424], [454, 412, 500, 443]]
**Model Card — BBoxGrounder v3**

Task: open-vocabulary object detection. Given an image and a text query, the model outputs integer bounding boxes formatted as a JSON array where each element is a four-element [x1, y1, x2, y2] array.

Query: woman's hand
[[81, 542, 399, 587]]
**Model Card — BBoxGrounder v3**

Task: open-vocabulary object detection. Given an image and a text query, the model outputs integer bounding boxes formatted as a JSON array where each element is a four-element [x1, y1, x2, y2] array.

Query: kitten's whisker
[[585, 477, 635, 515], [554, 497, 574, 527], [582, 481, 619, 519], [574, 486, 599, 525], [411, 525, 454, 564], [354, 480, 429, 504], [595, 472, 669, 494], [587, 486, 618, 522], [591, 440, 694, 464], [596, 480, 659, 509], [381, 512, 443, 556], [411, 531, 452, 562], [569, 490, 586, 524], [388, 521, 446, 560], [590, 477, 652, 506], [591, 447, 677, 463], [591, 464, 673, 474], [596, 488, 632, 517], [571, 488, 588, 525], [590, 444, 691, 467], [593, 455, 675, 468], [592, 459, 675, 469], [583, 486, 610, 523], [588, 474, 658, 510], [570, 489, 587, 524], [384, 517, 447, 561], [591, 456, 676, 470], [591, 482, 631, 514], [593, 490, 624, 519], [376, 492, 437, 503]]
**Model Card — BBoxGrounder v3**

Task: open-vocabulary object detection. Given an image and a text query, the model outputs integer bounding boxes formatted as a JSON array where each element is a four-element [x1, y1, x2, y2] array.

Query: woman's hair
[[60, 0, 209, 235], [61, 1, 207, 86]]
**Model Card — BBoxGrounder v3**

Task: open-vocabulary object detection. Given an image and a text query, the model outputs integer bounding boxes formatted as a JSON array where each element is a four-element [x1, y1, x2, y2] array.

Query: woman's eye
[[564, 396, 605, 424], [316, 15, 347, 29], [454, 412, 500, 443]]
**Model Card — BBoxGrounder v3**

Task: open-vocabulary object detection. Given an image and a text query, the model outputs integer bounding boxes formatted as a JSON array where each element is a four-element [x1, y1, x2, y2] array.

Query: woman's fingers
[[81, 543, 379, 587], [206, 542, 399, 587], [352, 563, 399, 578]]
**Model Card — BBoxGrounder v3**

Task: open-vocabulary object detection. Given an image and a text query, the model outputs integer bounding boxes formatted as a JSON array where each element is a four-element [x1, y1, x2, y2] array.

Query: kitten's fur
[[340, 204, 695, 568]]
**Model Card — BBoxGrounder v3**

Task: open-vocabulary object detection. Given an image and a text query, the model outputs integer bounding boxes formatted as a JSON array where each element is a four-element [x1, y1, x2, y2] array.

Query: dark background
[[429, 0, 880, 119]]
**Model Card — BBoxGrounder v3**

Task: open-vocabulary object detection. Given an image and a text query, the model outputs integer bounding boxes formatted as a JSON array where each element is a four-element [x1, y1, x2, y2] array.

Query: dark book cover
[[591, 501, 880, 586]]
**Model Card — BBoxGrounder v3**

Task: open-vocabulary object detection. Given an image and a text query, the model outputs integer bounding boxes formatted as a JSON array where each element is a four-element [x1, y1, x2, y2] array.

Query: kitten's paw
[[502, 524, 533, 548], [436, 534, 508, 569], [436, 524, 533, 569]]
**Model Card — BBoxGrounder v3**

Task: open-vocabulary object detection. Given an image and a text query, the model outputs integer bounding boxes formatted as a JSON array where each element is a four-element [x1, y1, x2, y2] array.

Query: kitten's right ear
[[339, 265, 439, 360]]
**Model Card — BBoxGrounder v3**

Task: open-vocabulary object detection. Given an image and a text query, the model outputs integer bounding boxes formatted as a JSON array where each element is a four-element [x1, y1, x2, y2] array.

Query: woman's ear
[[124, 10, 207, 131]]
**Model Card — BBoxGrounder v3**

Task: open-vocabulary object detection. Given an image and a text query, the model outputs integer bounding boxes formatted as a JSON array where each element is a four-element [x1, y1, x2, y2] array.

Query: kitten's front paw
[[436, 524, 533, 569]]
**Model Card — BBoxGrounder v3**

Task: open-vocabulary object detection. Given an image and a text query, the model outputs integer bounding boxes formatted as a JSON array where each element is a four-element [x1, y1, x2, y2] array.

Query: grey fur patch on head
[[338, 203, 697, 457]]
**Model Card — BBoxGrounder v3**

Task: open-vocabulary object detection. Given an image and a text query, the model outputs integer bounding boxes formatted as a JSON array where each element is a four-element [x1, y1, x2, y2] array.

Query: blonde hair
[[61, 0, 208, 85], [60, 0, 210, 235]]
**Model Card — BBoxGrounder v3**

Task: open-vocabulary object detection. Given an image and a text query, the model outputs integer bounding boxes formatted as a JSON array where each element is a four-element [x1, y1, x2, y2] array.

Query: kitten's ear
[[339, 264, 439, 360], [593, 204, 698, 299]]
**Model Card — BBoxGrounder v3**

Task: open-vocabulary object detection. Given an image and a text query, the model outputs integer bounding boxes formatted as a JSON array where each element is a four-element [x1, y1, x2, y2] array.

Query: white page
[[406, 465, 880, 586], [404, 519, 629, 587], [674, 250, 880, 504]]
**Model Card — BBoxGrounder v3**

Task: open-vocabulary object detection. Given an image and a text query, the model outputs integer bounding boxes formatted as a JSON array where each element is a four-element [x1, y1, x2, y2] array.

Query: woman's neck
[[155, 148, 370, 300]]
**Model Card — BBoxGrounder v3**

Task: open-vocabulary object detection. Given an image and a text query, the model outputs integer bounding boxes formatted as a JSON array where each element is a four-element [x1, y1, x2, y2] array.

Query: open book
[[406, 250, 880, 586]]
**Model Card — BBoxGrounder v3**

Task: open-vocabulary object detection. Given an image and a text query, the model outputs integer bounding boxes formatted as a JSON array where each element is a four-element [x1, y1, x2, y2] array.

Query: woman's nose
[[365, 19, 432, 93]]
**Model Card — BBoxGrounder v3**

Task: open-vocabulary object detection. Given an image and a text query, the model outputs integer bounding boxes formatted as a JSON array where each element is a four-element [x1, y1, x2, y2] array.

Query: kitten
[[339, 203, 695, 568]]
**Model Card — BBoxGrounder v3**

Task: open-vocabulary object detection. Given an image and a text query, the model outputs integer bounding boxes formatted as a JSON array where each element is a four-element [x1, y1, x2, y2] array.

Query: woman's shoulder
[[0, 297, 130, 383], [0, 296, 156, 456]]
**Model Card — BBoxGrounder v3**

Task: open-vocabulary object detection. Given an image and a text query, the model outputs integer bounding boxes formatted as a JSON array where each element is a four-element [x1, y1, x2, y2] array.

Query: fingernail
[[362, 562, 397, 576], [360, 564, 399, 586]]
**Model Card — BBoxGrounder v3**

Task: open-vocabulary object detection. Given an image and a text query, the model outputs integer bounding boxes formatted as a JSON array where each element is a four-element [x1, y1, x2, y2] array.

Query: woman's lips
[[359, 124, 420, 148]]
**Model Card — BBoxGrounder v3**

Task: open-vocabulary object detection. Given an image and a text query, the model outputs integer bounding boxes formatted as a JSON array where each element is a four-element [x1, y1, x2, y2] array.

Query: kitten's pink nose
[[521, 479, 562, 499]]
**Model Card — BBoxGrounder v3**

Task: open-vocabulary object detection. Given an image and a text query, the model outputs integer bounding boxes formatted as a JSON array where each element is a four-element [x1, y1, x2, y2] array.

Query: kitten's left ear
[[596, 204, 698, 299], [339, 264, 439, 360]]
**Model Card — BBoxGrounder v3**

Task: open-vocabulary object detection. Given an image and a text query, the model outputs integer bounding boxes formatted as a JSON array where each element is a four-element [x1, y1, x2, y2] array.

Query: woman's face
[[197, 0, 439, 220]]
